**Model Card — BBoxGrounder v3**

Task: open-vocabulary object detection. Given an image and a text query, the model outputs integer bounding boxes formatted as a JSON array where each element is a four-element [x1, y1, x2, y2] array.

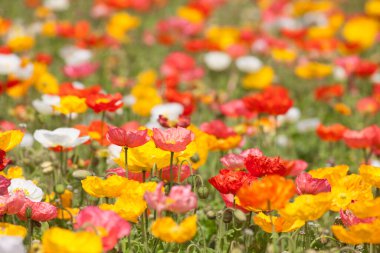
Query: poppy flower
[[33, 128, 90, 151], [245, 154, 287, 177], [356, 97, 379, 115], [235, 175, 295, 211], [151, 215, 197, 243], [343, 128, 374, 149], [86, 93, 123, 113], [340, 209, 375, 227], [332, 219, 380, 245], [200, 120, 241, 151], [63, 62, 99, 79], [220, 148, 263, 169], [75, 206, 131, 251], [209, 169, 255, 195], [295, 173, 331, 195], [152, 127, 194, 152], [17, 200, 57, 222], [253, 212, 305, 233], [106, 128, 149, 148], [42, 227, 102, 253], [316, 123, 347, 142], [314, 84, 344, 102], [279, 193, 331, 221]]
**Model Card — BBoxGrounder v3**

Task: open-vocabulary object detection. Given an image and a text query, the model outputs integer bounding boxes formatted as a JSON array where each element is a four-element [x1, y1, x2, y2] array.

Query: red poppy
[[106, 128, 150, 148], [353, 60, 377, 77], [245, 154, 287, 177], [316, 123, 347, 142], [86, 93, 123, 113], [343, 128, 374, 149], [209, 169, 255, 195], [59, 82, 101, 98], [0, 150, 10, 171], [314, 84, 344, 102], [165, 89, 195, 116]]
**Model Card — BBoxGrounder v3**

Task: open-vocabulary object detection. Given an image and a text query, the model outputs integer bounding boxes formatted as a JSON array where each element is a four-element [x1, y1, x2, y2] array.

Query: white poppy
[[277, 107, 301, 124], [34, 128, 89, 148], [20, 133, 34, 148], [370, 72, 380, 84], [107, 144, 122, 165], [204, 51, 231, 71], [14, 63, 34, 80], [59, 46, 92, 66], [8, 178, 43, 202], [146, 103, 184, 129], [0, 54, 21, 75], [0, 236, 26, 253], [235, 56, 262, 73], [32, 95, 60, 115], [44, 0, 70, 11], [296, 118, 320, 133], [123, 95, 136, 106], [333, 66, 347, 81]]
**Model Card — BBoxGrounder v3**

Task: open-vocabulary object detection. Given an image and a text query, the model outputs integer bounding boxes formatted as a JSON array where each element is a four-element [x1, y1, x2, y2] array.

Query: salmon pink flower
[[152, 127, 194, 152], [144, 182, 168, 216], [167, 184, 197, 214], [356, 97, 379, 115], [343, 129, 374, 149], [75, 206, 131, 251], [340, 209, 375, 227], [106, 128, 149, 148], [17, 200, 57, 222], [200, 120, 236, 139], [282, 159, 308, 176], [63, 62, 99, 79], [209, 169, 255, 195], [0, 192, 26, 216], [0, 176, 10, 195], [295, 173, 331, 195], [220, 148, 263, 169]]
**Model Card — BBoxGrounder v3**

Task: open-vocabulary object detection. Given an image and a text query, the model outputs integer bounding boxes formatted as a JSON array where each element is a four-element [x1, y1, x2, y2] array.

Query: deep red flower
[[106, 127, 149, 148], [86, 93, 123, 113], [0, 176, 10, 195], [209, 169, 255, 195], [0, 150, 10, 171], [245, 154, 287, 177]]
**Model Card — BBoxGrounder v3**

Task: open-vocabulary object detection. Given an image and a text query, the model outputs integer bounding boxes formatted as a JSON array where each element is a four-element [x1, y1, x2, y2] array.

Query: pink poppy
[[106, 127, 150, 148], [283, 159, 308, 176], [75, 206, 131, 251], [200, 120, 237, 139], [220, 148, 263, 169], [17, 199, 57, 222], [0, 192, 25, 216], [160, 52, 204, 82], [356, 97, 379, 115], [152, 127, 194, 152], [219, 100, 256, 119], [63, 62, 99, 79], [340, 209, 375, 227], [144, 182, 168, 216], [0, 176, 10, 195], [106, 167, 125, 177], [335, 56, 360, 75], [295, 173, 331, 195], [167, 184, 197, 214]]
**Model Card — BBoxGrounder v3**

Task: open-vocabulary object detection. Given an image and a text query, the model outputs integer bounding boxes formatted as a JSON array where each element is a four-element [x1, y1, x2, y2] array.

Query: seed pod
[[197, 186, 209, 199], [55, 184, 65, 194], [223, 209, 233, 223], [72, 170, 92, 180], [190, 153, 200, 163], [234, 209, 247, 223], [206, 210, 216, 220]]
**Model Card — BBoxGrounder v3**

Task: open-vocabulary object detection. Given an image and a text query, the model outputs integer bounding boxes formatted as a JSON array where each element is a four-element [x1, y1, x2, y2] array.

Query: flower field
[[1, 0, 380, 252]]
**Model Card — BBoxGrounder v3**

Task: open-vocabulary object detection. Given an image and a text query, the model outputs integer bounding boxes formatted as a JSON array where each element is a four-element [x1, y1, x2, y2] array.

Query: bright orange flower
[[235, 175, 295, 211], [316, 123, 347, 142]]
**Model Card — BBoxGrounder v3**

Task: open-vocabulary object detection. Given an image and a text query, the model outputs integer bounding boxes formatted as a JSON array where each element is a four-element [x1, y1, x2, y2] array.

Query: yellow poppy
[[308, 165, 349, 186], [253, 212, 305, 233], [242, 66, 274, 90], [332, 219, 380, 245], [359, 164, 380, 188], [0, 223, 27, 238], [54, 96, 87, 115], [42, 227, 102, 253], [151, 215, 197, 243], [342, 17, 378, 50], [0, 130, 24, 152]]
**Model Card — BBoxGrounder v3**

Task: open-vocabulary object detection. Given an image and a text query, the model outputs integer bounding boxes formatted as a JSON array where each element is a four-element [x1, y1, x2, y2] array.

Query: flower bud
[[234, 209, 247, 223], [54, 184, 65, 194], [206, 210, 216, 220], [223, 209, 233, 223], [190, 153, 200, 163], [197, 186, 209, 199], [41, 161, 53, 174]]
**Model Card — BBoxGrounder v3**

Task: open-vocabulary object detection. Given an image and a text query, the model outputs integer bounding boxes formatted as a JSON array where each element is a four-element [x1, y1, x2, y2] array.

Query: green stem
[[169, 151, 174, 190], [124, 147, 128, 178]]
